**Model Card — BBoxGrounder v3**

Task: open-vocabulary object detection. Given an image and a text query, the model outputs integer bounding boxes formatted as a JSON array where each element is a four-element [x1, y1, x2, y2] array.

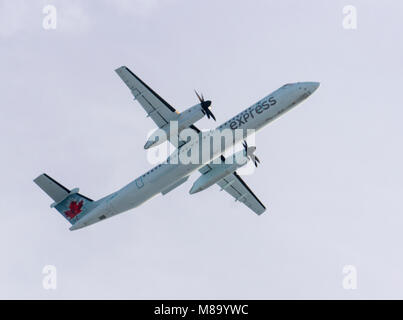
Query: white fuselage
[[70, 82, 319, 230]]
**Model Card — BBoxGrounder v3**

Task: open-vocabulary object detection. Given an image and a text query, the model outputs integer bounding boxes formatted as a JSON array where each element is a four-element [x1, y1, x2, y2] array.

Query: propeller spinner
[[195, 90, 216, 121]]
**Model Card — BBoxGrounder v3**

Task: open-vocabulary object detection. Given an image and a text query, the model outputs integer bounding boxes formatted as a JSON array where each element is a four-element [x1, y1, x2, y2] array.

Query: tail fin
[[34, 173, 95, 225]]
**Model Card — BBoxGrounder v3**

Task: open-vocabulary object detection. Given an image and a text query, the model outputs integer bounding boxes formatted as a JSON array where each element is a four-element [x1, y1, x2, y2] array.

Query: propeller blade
[[207, 109, 216, 121], [248, 155, 257, 167], [242, 142, 260, 167], [194, 90, 203, 103], [195, 90, 215, 121]]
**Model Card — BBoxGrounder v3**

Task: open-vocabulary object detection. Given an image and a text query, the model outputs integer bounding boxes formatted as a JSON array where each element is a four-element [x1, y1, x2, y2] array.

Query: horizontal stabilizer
[[34, 173, 94, 225], [34, 173, 70, 203]]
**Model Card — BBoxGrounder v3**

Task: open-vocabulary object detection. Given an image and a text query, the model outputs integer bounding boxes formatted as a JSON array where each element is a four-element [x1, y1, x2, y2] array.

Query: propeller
[[242, 140, 260, 167], [195, 90, 216, 121]]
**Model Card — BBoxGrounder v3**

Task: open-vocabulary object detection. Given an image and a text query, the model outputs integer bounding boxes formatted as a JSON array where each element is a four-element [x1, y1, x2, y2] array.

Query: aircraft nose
[[304, 82, 320, 93]]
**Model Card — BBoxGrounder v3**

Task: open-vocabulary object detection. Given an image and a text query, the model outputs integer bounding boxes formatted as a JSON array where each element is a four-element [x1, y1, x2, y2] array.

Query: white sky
[[1, 0, 402, 299]]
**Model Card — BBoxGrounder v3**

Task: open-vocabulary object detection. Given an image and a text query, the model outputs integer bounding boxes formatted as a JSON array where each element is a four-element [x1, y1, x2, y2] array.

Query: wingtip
[[115, 65, 128, 73], [255, 207, 266, 215], [33, 173, 46, 183]]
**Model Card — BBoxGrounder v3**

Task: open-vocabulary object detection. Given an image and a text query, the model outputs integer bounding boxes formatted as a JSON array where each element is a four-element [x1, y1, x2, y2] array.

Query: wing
[[115, 66, 179, 129], [199, 158, 266, 215], [167, 123, 202, 149], [167, 121, 266, 214]]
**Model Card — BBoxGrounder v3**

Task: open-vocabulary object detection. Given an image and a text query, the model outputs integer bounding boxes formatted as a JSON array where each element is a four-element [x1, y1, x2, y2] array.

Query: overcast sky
[[1, 0, 402, 299]]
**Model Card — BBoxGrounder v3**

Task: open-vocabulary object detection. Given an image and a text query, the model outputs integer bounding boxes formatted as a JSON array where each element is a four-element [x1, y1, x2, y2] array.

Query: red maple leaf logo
[[64, 200, 83, 219]]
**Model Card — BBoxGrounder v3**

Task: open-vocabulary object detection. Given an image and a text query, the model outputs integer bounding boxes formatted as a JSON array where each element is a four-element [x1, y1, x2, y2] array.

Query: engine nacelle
[[176, 103, 206, 131], [144, 103, 206, 149], [189, 150, 249, 194]]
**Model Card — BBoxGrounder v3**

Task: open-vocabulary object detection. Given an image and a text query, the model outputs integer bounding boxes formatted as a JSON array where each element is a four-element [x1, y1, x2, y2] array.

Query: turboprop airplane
[[34, 66, 319, 230]]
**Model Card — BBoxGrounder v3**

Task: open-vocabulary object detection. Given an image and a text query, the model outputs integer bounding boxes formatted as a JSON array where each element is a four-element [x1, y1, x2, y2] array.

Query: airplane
[[34, 66, 319, 231]]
